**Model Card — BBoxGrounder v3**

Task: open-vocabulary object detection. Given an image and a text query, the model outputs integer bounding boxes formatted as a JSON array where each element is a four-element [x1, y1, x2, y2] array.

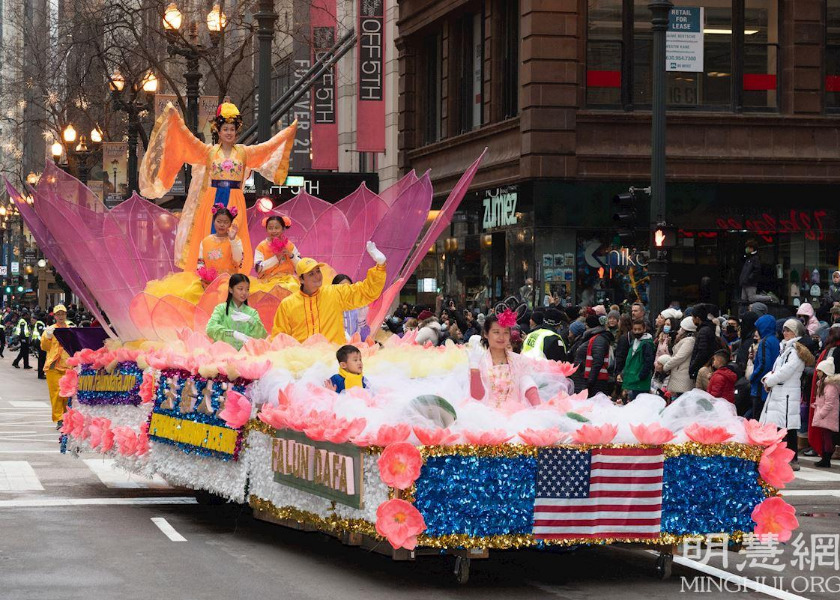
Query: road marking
[[7, 401, 48, 408], [0, 497, 198, 508], [645, 551, 809, 600], [0, 450, 60, 454], [782, 489, 840, 498], [83, 459, 170, 489], [794, 468, 840, 482], [0, 461, 44, 491], [151, 517, 187, 542]]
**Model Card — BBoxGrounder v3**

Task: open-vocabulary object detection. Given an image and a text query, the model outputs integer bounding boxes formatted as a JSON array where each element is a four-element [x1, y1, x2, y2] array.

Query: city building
[[396, 0, 840, 312]]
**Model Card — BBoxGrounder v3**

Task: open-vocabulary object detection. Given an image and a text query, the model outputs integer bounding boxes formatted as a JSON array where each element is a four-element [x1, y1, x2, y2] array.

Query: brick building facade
[[395, 0, 840, 313]]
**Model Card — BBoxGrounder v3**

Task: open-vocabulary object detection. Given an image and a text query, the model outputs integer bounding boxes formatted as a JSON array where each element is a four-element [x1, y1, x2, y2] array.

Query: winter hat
[[607, 309, 621, 321], [569, 321, 586, 337], [593, 305, 607, 316], [750, 302, 769, 317], [531, 310, 545, 325], [476, 313, 486, 325], [831, 305, 840, 316], [417, 309, 434, 321], [679, 317, 696, 332], [585, 314, 601, 329], [660, 308, 682, 321], [544, 308, 564, 326], [783, 318, 805, 337], [817, 360, 835, 377]]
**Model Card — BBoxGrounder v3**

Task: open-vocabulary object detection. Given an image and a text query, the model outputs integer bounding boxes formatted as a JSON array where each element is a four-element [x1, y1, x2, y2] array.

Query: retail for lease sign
[[666, 7, 704, 72]]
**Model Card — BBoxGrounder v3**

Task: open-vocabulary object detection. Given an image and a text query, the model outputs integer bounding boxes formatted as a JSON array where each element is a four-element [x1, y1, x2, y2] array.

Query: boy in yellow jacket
[[272, 242, 386, 344], [41, 305, 73, 427]]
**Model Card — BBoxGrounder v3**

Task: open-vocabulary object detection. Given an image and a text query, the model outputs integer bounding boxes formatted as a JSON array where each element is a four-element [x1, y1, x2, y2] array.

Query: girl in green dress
[[206, 274, 268, 349]]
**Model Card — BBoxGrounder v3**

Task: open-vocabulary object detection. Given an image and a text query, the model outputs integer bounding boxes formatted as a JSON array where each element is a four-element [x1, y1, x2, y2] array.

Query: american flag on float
[[532, 447, 664, 540]]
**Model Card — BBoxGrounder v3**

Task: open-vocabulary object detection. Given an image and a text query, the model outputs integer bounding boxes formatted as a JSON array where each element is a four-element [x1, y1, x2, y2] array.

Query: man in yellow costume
[[41, 305, 73, 427], [272, 242, 386, 344]]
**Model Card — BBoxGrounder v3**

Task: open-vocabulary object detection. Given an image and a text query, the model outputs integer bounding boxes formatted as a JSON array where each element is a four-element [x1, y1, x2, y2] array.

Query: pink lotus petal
[[218, 390, 252, 429], [518, 428, 566, 446], [58, 369, 79, 398], [685, 423, 733, 444], [571, 423, 618, 445], [630, 423, 676, 445], [413, 426, 461, 446], [462, 429, 513, 445], [744, 420, 787, 447]]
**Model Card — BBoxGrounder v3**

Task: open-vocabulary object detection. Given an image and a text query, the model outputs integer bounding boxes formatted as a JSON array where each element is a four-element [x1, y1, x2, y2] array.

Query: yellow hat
[[296, 257, 326, 277], [53, 304, 67, 313]]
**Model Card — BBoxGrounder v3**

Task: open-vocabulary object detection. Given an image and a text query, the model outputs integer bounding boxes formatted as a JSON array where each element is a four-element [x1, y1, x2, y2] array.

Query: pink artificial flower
[[112, 426, 139, 456], [232, 359, 271, 381], [463, 429, 513, 445], [378, 442, 423, 490], [88, 417, 113, 451], [518, 428, 566, 446], [497, 308, 517, 329], [323, 418, 367, 444], [355, 424, 411, 447], [744, 420, 787, 447], [758, 442, 795, 489], [218, 390, 252, 429], [413, 427, 461, 446], [258, 404, 288, 430], [751, 496, 799, 543], [268, 236, 288, 254], [571, 423, 618, 445], [58, 369, 79, 398], [60, 409, 82, 437], [197, 266, 218, 284], [375, 499, 426, 550], [630, 423, 676, 445], [136, 423, 150, 456], [139, 371, 156, 404], [685, 423, 733, 444]]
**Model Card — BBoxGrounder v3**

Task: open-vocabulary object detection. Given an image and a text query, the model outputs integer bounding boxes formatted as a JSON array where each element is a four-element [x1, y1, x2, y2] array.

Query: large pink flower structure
[[6, 152, 485, 341]]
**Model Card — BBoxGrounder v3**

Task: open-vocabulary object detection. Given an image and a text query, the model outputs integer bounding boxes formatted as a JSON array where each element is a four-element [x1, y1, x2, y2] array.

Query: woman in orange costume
[[139, 99, 297, 276]]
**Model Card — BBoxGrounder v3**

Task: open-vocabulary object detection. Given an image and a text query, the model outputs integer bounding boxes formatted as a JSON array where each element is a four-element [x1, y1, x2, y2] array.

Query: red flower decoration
[[751, 496, 799, 543], [58, 369, 78, 398], [497, 308, 517, 329], [375, 499, 426, 550], [684, 423, 733, 444], [197, 266, 218, 284], [378, 442, 423, 490], [758, 442, 795, 489], [571, 423, 618, 445]]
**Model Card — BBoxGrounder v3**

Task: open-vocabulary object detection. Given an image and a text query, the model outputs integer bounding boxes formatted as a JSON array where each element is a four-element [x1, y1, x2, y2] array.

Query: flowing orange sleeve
[[139, 103, 211, 198], [243, 121, 298, 185]]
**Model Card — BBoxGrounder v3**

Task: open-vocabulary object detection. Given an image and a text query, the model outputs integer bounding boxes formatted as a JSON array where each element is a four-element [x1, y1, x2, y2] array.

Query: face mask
[[633, 332, 644, 339], [663, 325, 671, 333], [726, 325, 737, 333]]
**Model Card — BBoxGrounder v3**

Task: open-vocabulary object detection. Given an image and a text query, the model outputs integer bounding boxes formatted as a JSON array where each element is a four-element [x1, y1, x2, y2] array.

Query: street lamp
[[255, 0, 278, 195], [60, 123, 101, 184], [63, 124, 77, 145], [646, 0, 673, 319], [162, 2, 227, 136], [26, 172, 39, 186], [50, 141, 63, 163], [109, 70, 156, 196]]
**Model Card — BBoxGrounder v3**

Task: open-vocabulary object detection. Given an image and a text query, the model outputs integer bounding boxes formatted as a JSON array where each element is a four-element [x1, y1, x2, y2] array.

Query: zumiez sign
[[482, 187, 518, 230]]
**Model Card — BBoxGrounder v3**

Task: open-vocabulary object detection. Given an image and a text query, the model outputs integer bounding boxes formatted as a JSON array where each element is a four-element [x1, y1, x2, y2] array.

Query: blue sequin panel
[[153, 370, 246, 429], [75, 362, 144, 406], [661, 455, 765, 535], [413, 455, 537, 537]]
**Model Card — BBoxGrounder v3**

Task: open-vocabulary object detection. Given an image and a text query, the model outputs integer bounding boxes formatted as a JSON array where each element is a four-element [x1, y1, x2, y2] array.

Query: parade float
[[3, 106, 799, 583]]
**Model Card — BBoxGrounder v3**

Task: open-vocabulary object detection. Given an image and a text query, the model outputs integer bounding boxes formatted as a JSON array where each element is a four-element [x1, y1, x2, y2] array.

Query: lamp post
[[109, 70, 157, 195], [61, 124, 102, 184], [162, 2, 226, 137], [254, 0, 278, 195], [647, 0, 673, 319]]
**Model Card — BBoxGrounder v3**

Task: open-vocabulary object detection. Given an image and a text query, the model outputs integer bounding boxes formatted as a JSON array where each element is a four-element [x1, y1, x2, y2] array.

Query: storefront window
[[827, 0, 840, 111], [587, 0, 779, 111]]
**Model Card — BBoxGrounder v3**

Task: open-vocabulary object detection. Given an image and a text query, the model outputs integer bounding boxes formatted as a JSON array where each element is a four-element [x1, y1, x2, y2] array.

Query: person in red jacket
[[708, 349, 738, 404]]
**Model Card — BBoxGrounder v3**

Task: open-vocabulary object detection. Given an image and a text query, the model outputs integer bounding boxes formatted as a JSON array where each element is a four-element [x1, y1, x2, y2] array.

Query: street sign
[[0, 266, 6, 276], [10, 261, 19, 274], [667, 7, 704, 72]]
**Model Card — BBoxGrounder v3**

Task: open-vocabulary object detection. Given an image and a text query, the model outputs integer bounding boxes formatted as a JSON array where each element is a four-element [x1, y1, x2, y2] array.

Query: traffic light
[[653, 225, 678, 249], [612, 192, 638, 246], [4, 286, 10, 294], [16, 285, 23, 292]]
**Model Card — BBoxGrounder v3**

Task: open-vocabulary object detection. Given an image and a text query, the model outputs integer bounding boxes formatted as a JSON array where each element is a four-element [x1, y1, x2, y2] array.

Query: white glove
[[467, 341, 486, 370], [44, 325, 56, 339], [232, 331, 252, 344], [230, 311, 251, 323], [366, 241, 386, 265]]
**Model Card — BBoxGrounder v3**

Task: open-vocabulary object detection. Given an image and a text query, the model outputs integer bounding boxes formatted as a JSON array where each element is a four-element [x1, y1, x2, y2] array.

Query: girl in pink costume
[[468, 309, 541, 410]]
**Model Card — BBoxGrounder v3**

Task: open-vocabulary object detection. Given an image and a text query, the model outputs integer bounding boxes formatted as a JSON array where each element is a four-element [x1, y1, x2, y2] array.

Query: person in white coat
[[656, 317, 697, 398], [760, 318, 815, 470]]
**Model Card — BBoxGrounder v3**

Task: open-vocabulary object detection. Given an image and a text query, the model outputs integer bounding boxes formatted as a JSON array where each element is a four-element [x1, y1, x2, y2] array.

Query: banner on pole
[[311, 0, 338, 170], [102, 142, 128, 204], [357, 0, 385, 152]]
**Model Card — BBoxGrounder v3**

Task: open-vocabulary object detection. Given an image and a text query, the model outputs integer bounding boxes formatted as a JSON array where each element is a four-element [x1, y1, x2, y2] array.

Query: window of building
[[500, 0, 519, 118], [827, 0, 840, 111], [422, 32, 443, 144], [586, 0, 779, 111], [455, 11, 484, 133]]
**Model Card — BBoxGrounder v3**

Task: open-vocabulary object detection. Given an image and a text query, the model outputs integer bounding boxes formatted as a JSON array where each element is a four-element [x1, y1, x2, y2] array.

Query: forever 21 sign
[[482, 187, 518, 230]]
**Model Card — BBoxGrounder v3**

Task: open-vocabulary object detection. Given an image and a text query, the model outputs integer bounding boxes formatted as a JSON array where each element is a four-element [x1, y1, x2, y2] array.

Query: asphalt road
[[1, 358, 839, 600]]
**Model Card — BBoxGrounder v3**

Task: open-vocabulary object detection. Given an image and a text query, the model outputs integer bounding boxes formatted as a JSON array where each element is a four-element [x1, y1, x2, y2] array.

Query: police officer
[[31, 316, 46, 379], [12, 310, 32, 369], [522, 308, 568, 361]]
